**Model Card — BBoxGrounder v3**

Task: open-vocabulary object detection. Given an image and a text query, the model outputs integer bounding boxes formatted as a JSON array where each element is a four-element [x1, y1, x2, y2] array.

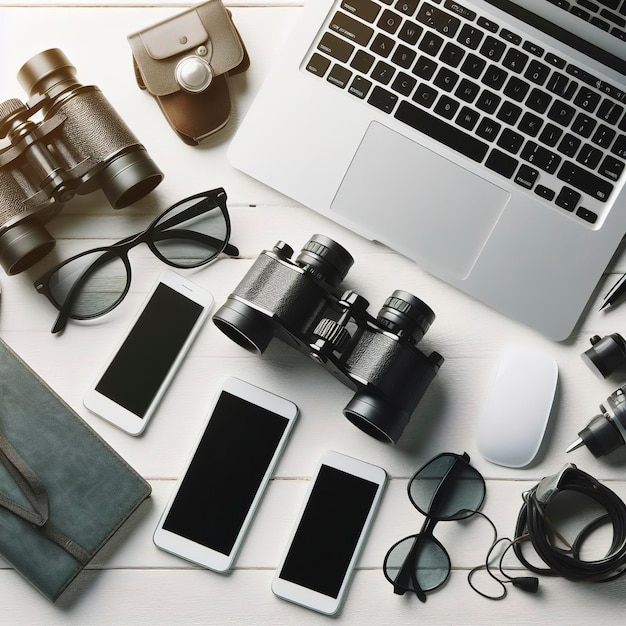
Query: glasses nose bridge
[[413, 456, 466, 520], [111, 227, 152, 259]]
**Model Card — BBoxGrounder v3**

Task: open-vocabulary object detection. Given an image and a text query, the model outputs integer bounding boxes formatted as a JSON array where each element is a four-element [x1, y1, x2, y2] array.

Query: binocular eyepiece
[[0, 48, 163, 275]]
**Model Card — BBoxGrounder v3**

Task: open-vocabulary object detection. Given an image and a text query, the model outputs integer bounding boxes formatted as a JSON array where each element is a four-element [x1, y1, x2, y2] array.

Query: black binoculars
[[213, 234, 444, 443]]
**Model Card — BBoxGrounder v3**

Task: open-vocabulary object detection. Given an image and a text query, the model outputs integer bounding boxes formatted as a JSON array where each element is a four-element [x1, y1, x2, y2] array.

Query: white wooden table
[[2, 2, 626, 623]]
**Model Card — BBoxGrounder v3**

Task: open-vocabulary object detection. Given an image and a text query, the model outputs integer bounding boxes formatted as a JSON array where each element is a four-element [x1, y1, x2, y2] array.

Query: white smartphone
[[153, 377, 299, 572], [272, 450, 386, 616], [83, 270, 213, 435]]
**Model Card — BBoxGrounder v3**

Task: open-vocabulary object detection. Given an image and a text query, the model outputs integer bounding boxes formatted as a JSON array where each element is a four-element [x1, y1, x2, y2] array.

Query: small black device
[[567, 384, 626, 457], [581, 333, 626, 379], [212, 234, 443, 443]]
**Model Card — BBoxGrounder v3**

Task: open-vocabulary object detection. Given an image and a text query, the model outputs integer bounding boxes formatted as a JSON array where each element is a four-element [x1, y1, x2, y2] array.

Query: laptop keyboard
[[304, 0, 626, 225]]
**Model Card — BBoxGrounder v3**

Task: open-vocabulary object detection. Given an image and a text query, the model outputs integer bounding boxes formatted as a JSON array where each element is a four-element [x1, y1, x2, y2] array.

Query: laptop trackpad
[[331, 122, 511, 279]]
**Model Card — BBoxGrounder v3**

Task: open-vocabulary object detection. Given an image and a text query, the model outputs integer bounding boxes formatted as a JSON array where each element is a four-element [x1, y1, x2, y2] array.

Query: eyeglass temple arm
[[393, 536, 428, 602], [50, 250, 119, 334], [151, 228, 239, 257]]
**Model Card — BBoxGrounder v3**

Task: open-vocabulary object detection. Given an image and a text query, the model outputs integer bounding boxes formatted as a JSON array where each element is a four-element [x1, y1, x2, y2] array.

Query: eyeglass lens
[[383, 453, 485, 597], [45, 195, 228, 320]]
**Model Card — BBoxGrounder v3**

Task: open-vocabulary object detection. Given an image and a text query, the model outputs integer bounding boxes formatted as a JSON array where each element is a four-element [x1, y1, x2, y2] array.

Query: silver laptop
[[228, 0, 626, 340]]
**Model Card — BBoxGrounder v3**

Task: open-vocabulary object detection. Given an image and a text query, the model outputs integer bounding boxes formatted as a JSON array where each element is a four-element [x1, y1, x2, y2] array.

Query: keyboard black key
[[413, 83, 438, 107], [455, 78, 480, 102], [592, 124, 616, 148], [392, 44, 417, 68], [419, 31, 444, 55], [557, 161, 614, 200], [372, 60, 396, 84], [306, 53, 332, 77], [398, 20, 424, 44], [395, 100, 490, 161], [395, 0, 420, 15], [370, 32, 396, 57], [351, 50, 376, 73], [434, 94, 459, 119], [574, 87, 601, 112], [523, 41, 545, 57], [577, 207, 598, 223], [521, 141, 562, 173], [368, 85, 399, 113], [482, 64, 509, 89], [328, 64, 353, 88], [318, 33, 355, 63], [612, 26, 626, 39], [479, 36, 506, 62], [502, 48, 529, 73], [444, 0, 477, 20], [416, 3, 461, 37], [457, 24, 485, 49], [535, 184, 556, 200], [571, 6, 591, 19], [476, 117, 501, 141], [477, 16, 499, 33], [348, 75, 373, 98], [600, 7, 626, 24], [545, 53, 566, 68], [576, 143, 603, 169], [485, 149, 519, 177], [500, 29, 522, 45], [515, 164, 539, 188], [613, 134, 626, 158], [518, 111, 543, 136], [440, 42, 465, 67], [378, 8, 403, 33], [558, 133, 582, 157], [413, 55, 438, 79], [526, 88, 552, 113], [330, 12, 374, 46], [391, 72, 417, 95], [598, 0, 620, 9], [539, 123, 563, 147], [342, 0, 382, 22], [555, 186, 581, 211], [547, 100, 576, 125], [524, 60, 550, 85], [504, 76, 530, 102], [571, 112, 597, 137], [460, 53, 486, 78], [591, 16, 611, 30], [497, 128, 525, 153], [546, 72, 577, 99], [497, 101, 523, 125], [597, 99, 624, 124], [434, 67, 459, 91], [476, 90, 501, 114], [599, 154, 625, 180], [456, 106, 481, 130]]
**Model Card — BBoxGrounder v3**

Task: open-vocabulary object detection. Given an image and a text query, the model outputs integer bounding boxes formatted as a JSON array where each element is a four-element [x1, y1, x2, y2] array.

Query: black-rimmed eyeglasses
[[383, 452, 486, 601], [34, 187, 238, 334]]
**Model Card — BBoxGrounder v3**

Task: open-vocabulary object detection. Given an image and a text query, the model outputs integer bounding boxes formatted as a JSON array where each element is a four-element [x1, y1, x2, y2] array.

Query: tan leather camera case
[[128, 0, 249, 145]]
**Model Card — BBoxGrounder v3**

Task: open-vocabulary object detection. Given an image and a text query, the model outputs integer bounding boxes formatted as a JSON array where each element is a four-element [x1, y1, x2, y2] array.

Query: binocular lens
[[213, 299, 275, 354], [99, 151, 164, 209], [0, 222, 55, 275], [295, 234, 354, 287], [344, 393, 409, 444], [378, 290, 435, 343], [582, 333, 626, 379]]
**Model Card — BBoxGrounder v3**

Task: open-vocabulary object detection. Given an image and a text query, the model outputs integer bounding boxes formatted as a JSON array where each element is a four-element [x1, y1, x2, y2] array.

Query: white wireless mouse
[[476, 347, 558, 468]]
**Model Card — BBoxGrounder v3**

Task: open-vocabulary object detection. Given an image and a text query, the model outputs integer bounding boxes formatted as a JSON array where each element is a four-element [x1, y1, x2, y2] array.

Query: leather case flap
[[128, 0, 245, 96]]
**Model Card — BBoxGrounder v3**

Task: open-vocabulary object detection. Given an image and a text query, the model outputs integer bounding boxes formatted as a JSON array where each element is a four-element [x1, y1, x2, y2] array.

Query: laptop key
[[476, 117, 502, 141], [416, 3, 461, 37], [330, 12, 374, 46], [576, 207, 598, 224], [555, 186, 581, 211], [306, 53, 332, 77], [514, 164, 539, 189], [391, 72, 417, 95], [318, 33, 355, 63], [557, 161, 614, 200], [328, 64, 353, 88], [341, 0, 381, 23], [368, 85, 399, 113], [599, 154, 625, 180], [457, 24, 485, 49], [504, 76, 530, 102], [413, 55, 438, 79], [535, 184, 556, 200], [348, 76, 373, 99], [351, 50, 376, 73], [479, 35, 506, 62], [460, 53, 486, 78], [485, 149, 519, 178], [395, 100, 490, 161], [521, 141, 561, 173]]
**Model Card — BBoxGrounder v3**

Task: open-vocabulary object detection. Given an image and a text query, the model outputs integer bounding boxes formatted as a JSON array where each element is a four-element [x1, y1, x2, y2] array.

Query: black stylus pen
[[600, 273, 626, 311]]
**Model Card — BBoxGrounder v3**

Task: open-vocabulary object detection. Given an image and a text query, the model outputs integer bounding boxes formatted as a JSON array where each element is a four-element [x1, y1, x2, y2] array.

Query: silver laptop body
[[228, 0, 626, 340]]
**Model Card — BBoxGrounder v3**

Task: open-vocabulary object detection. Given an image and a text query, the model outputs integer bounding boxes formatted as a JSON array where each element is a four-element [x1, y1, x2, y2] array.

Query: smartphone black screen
[[278, 465, 379, 598], [163, 390, 289, 555], [95, 283, 204, 418]]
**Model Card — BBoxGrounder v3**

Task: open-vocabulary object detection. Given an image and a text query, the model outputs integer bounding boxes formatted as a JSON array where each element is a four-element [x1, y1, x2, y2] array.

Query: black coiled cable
[[513, 464, 626, 582]]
